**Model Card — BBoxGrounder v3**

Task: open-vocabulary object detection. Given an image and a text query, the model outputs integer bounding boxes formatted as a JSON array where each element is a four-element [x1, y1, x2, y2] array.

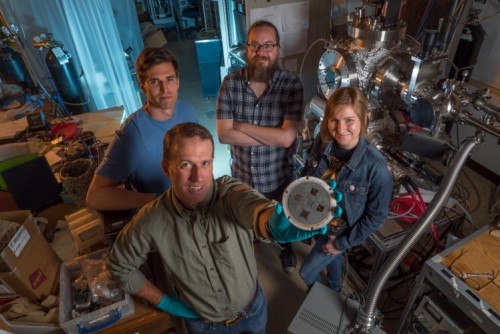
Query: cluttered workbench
[[0, 104, 123, 212], [0, 105, 176, 333]]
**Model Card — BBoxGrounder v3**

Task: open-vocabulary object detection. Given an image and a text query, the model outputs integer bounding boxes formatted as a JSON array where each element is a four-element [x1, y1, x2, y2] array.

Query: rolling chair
[[182, 0, 201, 35]]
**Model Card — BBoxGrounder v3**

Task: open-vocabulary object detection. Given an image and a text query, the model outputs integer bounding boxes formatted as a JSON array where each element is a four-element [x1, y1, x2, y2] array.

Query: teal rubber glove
[[267, 203, 327, 243], [327, 180, 344, 218], [156, 294, 200, 319]]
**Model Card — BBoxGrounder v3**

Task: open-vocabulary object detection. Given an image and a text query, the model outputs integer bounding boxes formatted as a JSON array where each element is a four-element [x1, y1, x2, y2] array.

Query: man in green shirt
[[109, 122, 325, 333]]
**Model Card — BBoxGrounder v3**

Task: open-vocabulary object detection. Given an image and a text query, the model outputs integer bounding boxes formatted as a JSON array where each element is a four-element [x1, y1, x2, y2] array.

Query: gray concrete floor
[[163, 28, 499, 334]]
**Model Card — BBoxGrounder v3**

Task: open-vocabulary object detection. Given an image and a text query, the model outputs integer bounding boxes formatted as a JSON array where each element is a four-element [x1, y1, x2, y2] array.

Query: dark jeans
[[299, 235, 343, 292], [185, 285, 267, 334]]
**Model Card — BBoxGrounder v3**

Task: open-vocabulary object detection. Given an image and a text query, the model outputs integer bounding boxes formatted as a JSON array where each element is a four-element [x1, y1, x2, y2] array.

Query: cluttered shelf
[[0, 103, 163, 332]]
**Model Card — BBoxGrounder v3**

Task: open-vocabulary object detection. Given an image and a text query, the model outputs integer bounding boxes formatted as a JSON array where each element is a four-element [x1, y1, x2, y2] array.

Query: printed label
[[8, 226, 30, 257], [29, 269, 48, 289]]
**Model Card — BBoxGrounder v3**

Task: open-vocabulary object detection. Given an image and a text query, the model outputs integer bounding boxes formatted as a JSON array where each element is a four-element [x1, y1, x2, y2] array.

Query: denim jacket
[[302, 137, 393, 252]]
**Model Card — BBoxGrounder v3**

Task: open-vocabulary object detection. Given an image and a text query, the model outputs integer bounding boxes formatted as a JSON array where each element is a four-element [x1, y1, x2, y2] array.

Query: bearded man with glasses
[[216, 20, 304, 275]]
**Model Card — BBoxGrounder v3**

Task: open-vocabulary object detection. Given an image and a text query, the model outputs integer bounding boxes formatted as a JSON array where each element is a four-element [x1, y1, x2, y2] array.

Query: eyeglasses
[[247, 43, 278, 52], [148, 77, 178, 88], [446, 250, 499, 291]]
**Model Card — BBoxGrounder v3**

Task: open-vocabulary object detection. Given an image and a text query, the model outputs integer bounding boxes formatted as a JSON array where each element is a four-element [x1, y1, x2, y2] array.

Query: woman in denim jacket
[[299, 87, 393, 292]]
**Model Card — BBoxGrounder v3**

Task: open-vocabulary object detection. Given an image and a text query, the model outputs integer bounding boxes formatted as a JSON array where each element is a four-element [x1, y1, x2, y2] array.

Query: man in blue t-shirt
[[86, 47, 197, 211]]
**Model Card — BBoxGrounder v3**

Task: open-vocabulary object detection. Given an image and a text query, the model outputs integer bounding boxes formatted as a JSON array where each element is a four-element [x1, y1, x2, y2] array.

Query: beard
[[247, 56, 278, 82]]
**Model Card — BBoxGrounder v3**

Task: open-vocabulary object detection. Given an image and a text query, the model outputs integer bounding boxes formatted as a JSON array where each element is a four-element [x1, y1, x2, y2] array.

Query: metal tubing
[[441, 0, 461, 50], [459, 113, 500, 139], [383, 0, 403, 26], [405, 56, 422, 104], [474, 101, 500, 121], [355, 135, 481, 332]]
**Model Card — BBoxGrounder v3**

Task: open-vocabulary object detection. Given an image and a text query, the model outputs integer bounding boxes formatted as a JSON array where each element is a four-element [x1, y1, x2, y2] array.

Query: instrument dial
[[318, 49, 358, 99]]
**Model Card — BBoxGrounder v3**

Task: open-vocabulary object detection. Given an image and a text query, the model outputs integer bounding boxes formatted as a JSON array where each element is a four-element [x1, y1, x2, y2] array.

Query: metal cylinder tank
[[46, 47, 90, 114], [448, 24, 485, 82], [0, 46, 35, 91]]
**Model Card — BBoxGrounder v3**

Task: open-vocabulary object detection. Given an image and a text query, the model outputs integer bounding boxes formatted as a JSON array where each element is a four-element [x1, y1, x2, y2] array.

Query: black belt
[[206, 282, 260, 327]]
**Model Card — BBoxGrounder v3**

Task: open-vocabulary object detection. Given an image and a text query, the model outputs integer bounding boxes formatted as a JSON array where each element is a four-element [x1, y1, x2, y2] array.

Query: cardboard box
[[140, 22, 167, 48], [0, 211, 61, 301], [144, 29, 168, 48], [66, 208, 105, 252], [140, 21, 156, 37]]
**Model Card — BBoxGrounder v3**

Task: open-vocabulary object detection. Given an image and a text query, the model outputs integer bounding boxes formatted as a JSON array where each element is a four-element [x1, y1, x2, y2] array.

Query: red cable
[[391, 189, 441, 253], [410, 191, 425, 212], [390, 194, 423, 223]]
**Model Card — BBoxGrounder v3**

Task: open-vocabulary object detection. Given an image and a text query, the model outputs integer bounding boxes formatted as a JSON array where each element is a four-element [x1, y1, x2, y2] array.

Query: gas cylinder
[[0, 45, 35, 92], [46, 46, 90, 114], [449, 24, 485, 82]]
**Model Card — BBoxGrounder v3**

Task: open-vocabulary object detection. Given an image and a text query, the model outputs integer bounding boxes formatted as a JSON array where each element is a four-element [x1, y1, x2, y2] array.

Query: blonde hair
[[319, 87, 370, 142]]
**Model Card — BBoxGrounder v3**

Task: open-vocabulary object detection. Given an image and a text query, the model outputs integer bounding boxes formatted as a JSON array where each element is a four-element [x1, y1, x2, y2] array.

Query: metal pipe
[[481, 103, 500, 118], [446, 0, 468, 48], [473, 101, 500, 121], [441, 0, 460, 50], [458, 113, 500, 138], [383, 0, 403, 27], [405, 56, 422, 104], [354, 135, 481, 332], [444, 0, 473, 78]]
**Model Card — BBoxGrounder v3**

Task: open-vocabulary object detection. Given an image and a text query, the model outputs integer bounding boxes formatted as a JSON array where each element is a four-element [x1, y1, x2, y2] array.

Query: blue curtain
[[0, 0, 142, 121]]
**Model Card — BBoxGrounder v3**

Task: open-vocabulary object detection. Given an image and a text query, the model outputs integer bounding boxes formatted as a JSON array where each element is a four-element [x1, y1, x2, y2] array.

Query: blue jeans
[[299, 235, 343, 292], [185, 285, 267, 334]]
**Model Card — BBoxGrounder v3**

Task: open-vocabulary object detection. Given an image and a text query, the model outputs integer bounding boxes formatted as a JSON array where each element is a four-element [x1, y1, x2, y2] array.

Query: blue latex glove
[[267, 203, 327, 243], [156, 294, 200, 319]]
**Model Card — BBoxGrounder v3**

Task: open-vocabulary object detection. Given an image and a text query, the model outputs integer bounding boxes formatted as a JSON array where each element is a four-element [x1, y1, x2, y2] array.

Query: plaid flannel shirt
[[216, 67, 304, 192]]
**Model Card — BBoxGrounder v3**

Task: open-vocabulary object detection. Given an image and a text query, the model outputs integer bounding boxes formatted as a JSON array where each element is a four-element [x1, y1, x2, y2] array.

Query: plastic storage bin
[[58, 250, 134, 333]]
